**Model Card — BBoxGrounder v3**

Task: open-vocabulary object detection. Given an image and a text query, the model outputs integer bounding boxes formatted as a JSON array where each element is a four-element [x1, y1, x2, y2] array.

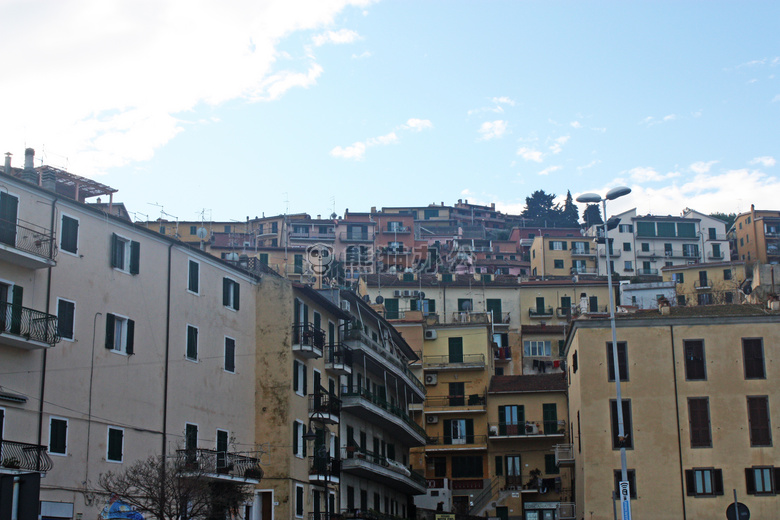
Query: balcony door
[[0, 192, 18, 247], [486, 299, 502, 323], [498, 405, 524, 435], [448, 337, 464, 364]]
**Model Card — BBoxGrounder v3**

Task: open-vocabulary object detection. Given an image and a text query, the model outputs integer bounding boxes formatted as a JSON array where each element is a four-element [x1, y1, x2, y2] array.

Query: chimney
[[22, 148, 38, 184], [491, 203, 495, 210], [371, 206, 376, 213], [4, 152, 11, 174], [41, 167, 56, 192], [580, 292, 588, 314]]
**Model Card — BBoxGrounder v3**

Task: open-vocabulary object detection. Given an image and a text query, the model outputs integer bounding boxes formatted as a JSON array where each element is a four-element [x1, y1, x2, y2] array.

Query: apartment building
[[731, 205, 780, 265], [0, 151, 263, 520], [529, 235, 597, 278], [562, 304, 780, 519], [661, 261, 746, 306]]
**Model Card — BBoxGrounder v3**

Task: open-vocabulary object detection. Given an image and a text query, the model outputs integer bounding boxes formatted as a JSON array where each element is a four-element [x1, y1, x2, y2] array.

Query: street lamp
[[576, 187, 632, 513], [303, 416, 333, 520]]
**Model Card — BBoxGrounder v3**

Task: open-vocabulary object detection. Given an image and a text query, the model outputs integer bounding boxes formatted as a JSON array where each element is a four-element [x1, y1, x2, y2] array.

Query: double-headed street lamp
[[576, 187, 632, 512]]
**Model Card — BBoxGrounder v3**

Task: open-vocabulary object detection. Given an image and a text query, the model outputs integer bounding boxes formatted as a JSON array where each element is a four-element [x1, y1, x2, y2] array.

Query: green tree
[[582, 204, 603, 227], [709, 212, 737, 230], [560, 190, 580, 227], [521, 190, 562, 227]]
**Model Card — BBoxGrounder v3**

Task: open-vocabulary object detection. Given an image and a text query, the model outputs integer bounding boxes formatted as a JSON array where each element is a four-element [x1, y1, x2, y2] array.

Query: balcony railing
[[0, 301, 59, 347], [426, 434, 488, 447], [309, 455, 341, 479], [341, 447, 427, 490], [424, 393, 486, 409], [637, 268, 658, 276], [494, 346, 511, 361], [707, 251, 725, 260], [704, 233, 727, 241], [573, 267, 599, 275], [450, 311, 492, 324], [310, 388, 340, 422], [529, 306, 554, 318], [694, 280, 712, 290], [383, 226, 411, 234], [554, 444, 574, 466], [341, 326, 425, 396], [557, 503, 576, 520], [0, 439, 53, 472], [176, 448, 263, 481], [325, 344, 353, 374], [293, 323, 325, 358], [556, 307, 574, 318], [488, 420, 565, 437], [340, 232, 375, 242], [0, 217, 56, 264], [423, 353, 485, 370], [341, 388, 426, 439], [290, 230, 336, 241], [598, 248, 621, 258], [571, 248, 594, 257]]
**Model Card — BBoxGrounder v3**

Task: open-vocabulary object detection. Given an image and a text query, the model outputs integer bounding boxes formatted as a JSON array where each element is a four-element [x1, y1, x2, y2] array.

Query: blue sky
[[2, 1, 778, 222]]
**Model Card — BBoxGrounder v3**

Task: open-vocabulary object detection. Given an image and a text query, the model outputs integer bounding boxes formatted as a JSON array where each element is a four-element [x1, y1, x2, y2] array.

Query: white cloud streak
[[517, 147, 543, 163], [750, 156, 776, 167], [330, 118, 431, 160], [689, 161, 718, 174], [477, 120, 508, 140]]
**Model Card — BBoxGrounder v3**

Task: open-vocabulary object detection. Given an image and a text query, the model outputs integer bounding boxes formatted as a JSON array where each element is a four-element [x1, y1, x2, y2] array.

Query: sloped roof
[[489, 374, 567, 394]]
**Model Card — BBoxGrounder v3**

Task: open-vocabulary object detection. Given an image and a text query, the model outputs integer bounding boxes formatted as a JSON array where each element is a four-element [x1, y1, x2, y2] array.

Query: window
[[607, 342, 628, 381], [190, 225, 197, 235], [524, 340, 552, 357], [57, 298, 75, 340], [224, 337, 235, 373], [293, 360, 307, 396], [743, 338, 765, 379], [685, 468, 723, 496], [223, 278, 240, 310], [747, 396, 771, 447], [60, 215, 79, 254], [677, 295, 686, 306], [674, 273, 684, 284], [619, 224, 633, 233], [623, 242, 632, 251], [688, 397, 712, 448], [188, 260, 199, 293], [448, 337, 464, 363], [554, 259, 564, 269], [216, 429, 229, 469], [451, 456, 483, 478], [746, 466, 779, 495], [444, 418, 474, 444], [641, 243, 650, 252], [107, 427, 124, 462], [105, 314, 135, 354], [624, 261, 633, 271], [697, 293, 713, 306], [550, 240, 567, 250], [224, 225, 231, 233], [186, 325, 198, 361], [610, 399, 633, 449], [111, 234, 140, 274], [295, 484, 304, 517], [545, 454, 559, 475], [49, 417, 68, 455], [723, 268, 732, 280], [572, 351, 578, 373], [292, 421, 307, 457], [684, 340, 706, 380], [613, 469, 637, 499]]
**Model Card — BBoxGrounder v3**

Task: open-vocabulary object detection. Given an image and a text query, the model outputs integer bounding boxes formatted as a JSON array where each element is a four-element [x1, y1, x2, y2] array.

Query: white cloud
[[490, 96, 516, 106], [0, 0, 374, 175], [330, 142, 367, 160], [689, 161, 718, 174], [640, 114, 677, 126], [628, 166, 680, 183], [538, 165, 562, 176], [403, 118, 433, 131], [477, 120, 508, 140], [351, 51, 372, 59], [366, 132, 398, 146], [312, 29, 361, 46], [570, 121, 582, 129], [548, 135, 570, 154], [577, 159, 601, 172], [750, 156, 776, 167], [517, 147, 543, 163]]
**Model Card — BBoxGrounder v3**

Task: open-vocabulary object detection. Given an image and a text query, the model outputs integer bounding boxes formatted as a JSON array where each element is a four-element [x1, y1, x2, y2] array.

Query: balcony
[[598, 248, 621, 258], [494, 346, 511, 362], [694, 279, 712, 290], [572, 267, 599, 275], [554, 444, 574, 467], [425, 434, 488, 452], [704, 233, 727, 241], [292, 323, 325, 358], [290, 230, 336, 241], [309, 389, 340, 424], [488, 420, 566, 439], [340, 232, 375, 243], [176, 448, 263, 483], [341, 388, 426, 446], [0, 218, 56, 269], [341, 447, 426, 494], [556, 307, 574, 319], [529, 306, 554, 318], [325, 344, 353, 375], [423, 393, 486, 413], [0, 302, 59, 349], [423, 353, 485, 371], [309, 455, 341, 485], [450, 311, 492, 324], [571, 248, 594, 257], [341, 326, 425, 399], [382, 226, 411, 234], [637, 268, 658, 276], [377, 246, 411, 256], [0, 439, 53, 472], [707, 251, 725, 260]]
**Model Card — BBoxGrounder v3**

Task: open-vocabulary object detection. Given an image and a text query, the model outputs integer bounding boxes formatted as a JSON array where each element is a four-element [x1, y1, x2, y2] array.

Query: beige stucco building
[[563, 304, 780, 519]]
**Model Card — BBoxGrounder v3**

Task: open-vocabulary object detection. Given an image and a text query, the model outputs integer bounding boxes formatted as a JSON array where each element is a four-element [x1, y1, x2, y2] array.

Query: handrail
[[325, 343, 353, 366], [426, 434, 488, 445], [0, 217, 56, 259], [0, 301, 60, 345], [341, 388, 426, 438], [488, 420, 565, 436], [469, 475, 500, 515], [529, 306, 554, 317], [0, 439, 53, 472], [341, 447, 426, 488], [309, 387, 341, 416], [292, 323, 326, 350], [175, 448, 263, 480], [423, 353, 485, 366]]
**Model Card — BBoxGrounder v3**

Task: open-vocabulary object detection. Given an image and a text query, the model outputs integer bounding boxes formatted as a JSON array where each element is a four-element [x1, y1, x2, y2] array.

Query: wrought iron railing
[[309, 455, 341, 478], [341, 388, 426, 438], [0, 439, 53, 471], [529, 306, 554, 317], [427, 434, 488, 446], [175, 448, 263, 480], [0, 217, 56, 260], [293, 323, 326, 350], [423, 353, 485, 367], [341, 447, 426, 487], [310, 388, 341, 417], [424, 393, 486, 408], [0, 302, 59, 345], [326, 343, 353, 367], [489, 420, 565, 437]]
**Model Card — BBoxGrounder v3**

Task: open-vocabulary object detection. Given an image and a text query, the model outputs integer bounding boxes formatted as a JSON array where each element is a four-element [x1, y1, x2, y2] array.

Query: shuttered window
[[747, 396, 772, 447], [688, 398, 712, 448]]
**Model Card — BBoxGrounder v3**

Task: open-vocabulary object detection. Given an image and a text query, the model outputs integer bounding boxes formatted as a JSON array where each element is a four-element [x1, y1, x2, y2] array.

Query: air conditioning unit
[[426, 415, 439, 424], [412, 290, 420, 297], [525, 423, 539, 435], [402, 290, 412, 297], [340, 300, 351, 312], [424, 330, 438, 340], [424, 373, 438, 385], [393, 290, 402, 297]]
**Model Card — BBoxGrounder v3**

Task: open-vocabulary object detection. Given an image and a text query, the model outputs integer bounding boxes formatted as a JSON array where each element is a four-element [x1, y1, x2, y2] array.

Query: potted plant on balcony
[[524, 468, 542, 490], [2, 457, 21, 469]]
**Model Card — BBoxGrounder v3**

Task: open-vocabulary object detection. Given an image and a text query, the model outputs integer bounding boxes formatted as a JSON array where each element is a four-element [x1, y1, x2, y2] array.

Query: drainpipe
[[163, 242, 174, 456], [669, 325, 687, 519], [37, 196, 58, 457]]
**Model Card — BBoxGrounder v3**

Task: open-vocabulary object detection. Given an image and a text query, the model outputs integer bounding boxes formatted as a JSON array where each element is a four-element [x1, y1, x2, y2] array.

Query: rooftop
[[489, 374, 567, 394]]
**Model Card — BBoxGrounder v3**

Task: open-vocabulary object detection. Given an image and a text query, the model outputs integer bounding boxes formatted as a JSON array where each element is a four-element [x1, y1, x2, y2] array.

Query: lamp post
[[576, 187, 632, 514], [303, 421, 330, 520]]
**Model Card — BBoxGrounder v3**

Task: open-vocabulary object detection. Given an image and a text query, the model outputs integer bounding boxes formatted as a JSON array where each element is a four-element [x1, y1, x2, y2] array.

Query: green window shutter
[[129, 241, 140, 274], [188, 261, 199, 292], [259, 253, 268, 265], [517, 405, 525, 425], [292, 422, 298, 455], [498, 405, 506, 435], [110, 234, 121, 268], [223, 278, 230, 306], [465, 419, 474, 443], [126, 319, 134, 355], [428, 299, 436, 312], [545, 454, 559, 474], [105, 313, 115, 349], [314, 312, 321, 331], [225, 338, 235, 372], [233, 282, 240, 310], [293, 361, 299, 390], [61, 216, 78, 253], [443, 419, 452, 444], [108, 429, 123, 461], [448, 337, 464, 363], [495, 456, 503, 476], [303, 367, 308, 396], [9, 285, 23, 334], [409, 299, 418, 311], [543, 403, 557, 434]]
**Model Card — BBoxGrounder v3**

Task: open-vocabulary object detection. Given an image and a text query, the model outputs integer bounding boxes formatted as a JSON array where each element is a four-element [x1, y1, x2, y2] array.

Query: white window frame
[[187, 259, 200, 295], [56, 297, 76, 342], [451, 419, 468, 444], [294, 420, 305, 458], [524, 340, 552, 357], [109, 313, 132, 355], [106, 426, 124, 463], [112, 234, 132, 273], [48, 416, 68, 456], [294, 360, 305, 396], [551, 241, 565, 250], [186, 324, 199, 362], [59, 213, 80, 256], [223, 277, 239, 311], [224, 336, 236, 373]]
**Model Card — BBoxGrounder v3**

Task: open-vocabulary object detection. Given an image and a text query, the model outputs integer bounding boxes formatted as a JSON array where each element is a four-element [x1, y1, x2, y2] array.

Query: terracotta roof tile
[[489, 374, 567, 393]]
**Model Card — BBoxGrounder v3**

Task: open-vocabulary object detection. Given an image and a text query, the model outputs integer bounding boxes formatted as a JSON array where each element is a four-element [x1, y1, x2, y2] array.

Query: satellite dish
[[362, 295, 371, 302], [196, 227, 208, 240], [376, 295, 384, 304], [419, 291, 425, 299], [461, 300, 472, 311]]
